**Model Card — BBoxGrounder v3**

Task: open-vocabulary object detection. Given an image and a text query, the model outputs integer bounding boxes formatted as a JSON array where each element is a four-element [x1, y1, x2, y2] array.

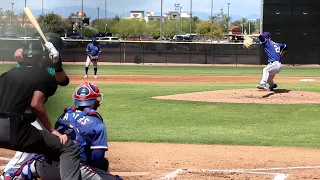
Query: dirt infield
[[68, 74, 320, 84], [1, 74, 320, 179], [153, 88, 320, 104]]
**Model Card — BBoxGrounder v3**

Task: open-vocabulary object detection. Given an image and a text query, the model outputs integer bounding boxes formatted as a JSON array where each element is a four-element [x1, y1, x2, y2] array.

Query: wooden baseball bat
[[23, 7, 47, 42]]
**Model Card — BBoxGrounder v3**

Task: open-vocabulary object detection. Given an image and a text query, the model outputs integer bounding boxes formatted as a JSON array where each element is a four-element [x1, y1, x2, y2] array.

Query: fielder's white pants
[[260, 61, 282, 86], [4, 120, 45, 172], [86, 56, 97, 68]]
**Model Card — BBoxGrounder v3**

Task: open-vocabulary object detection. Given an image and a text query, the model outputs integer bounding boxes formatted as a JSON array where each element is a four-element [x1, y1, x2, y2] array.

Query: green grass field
[[2, 64, 320, 148], [1, 64, 320, 76]]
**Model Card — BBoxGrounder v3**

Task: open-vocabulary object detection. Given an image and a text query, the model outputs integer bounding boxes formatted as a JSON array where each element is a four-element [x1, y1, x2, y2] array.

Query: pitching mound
[[153, 88, 320, 104]]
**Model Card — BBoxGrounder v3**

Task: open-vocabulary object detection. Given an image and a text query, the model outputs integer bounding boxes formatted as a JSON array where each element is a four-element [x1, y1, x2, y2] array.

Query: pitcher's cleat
[[269, 84, 278, 91], [257, 84, 268, 91]]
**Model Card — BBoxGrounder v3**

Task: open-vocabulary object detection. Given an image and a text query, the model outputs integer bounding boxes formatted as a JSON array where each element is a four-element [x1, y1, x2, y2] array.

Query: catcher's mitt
[[243, 36, 254, 49]]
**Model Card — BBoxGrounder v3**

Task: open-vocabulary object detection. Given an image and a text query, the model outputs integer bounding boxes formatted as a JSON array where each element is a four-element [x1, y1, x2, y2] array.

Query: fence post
[[142, 42, 145, 65], [73, 43, 75, 63], [189, 43, 191, 65], [235, 45, 238, 66], [165, 43, 168, 65], [119, 42, 122, 64], [212, 44, 214, 65], [123, 42, 126, 64]]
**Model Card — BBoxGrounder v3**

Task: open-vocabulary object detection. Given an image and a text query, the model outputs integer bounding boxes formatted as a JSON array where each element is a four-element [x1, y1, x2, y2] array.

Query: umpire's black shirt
[[0, 67, 57, 113]]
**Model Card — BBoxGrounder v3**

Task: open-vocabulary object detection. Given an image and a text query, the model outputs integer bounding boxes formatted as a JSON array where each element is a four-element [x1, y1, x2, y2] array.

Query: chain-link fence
[[0, 39, 264, 65]]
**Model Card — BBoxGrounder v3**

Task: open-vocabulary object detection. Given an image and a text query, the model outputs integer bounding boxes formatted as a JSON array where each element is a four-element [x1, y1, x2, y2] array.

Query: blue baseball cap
[[262, 32, 271, 38]]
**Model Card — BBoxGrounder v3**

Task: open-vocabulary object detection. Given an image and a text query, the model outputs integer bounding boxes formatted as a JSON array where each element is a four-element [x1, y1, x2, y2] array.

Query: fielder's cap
[[262, 32, 271, 38]]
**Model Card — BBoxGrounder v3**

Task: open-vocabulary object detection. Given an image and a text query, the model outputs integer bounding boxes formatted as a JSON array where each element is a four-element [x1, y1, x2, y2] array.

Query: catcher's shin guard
[[9, 154, 43, 180]]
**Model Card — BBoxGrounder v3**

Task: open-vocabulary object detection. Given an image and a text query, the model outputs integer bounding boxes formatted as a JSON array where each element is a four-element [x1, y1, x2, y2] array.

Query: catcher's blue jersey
[[259, 35, 287, 63], [55, 107, 108, 165], [86, 43, 101, 57]]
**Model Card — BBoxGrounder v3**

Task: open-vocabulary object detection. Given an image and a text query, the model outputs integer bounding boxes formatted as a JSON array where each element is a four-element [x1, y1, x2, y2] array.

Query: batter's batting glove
[[44, 41, 60, 63], [53, 56, 63, 71]]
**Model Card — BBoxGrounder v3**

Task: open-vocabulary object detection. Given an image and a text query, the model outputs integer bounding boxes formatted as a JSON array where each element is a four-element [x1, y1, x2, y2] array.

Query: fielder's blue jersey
[[259, 35, 287, 63], [55, 107, 108, 165], [86, 43, 101, 57]]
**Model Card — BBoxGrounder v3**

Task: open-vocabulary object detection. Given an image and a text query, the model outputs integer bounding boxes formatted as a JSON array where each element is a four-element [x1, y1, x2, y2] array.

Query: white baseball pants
[[3, 120, 45, 172], [260, 61, 282, 86], [86, 56, 97, 68]]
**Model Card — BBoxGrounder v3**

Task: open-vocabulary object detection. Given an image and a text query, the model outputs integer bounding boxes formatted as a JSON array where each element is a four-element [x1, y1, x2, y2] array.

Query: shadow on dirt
[[261, 89, 291, 98]]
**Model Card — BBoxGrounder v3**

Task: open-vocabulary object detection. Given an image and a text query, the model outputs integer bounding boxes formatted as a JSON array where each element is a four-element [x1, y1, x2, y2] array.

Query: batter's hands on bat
[[44, 41, 59, 63], [51, 129, 68, 145]]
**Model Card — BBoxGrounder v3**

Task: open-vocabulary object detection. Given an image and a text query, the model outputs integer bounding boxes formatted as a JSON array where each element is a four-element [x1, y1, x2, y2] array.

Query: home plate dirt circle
[[153, 88, 320, 104]]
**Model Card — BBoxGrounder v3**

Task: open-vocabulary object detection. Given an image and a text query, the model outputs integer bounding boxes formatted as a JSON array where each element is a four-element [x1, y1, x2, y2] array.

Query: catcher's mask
[[20, 40, 46, 67], [73, 82, 103, 110]]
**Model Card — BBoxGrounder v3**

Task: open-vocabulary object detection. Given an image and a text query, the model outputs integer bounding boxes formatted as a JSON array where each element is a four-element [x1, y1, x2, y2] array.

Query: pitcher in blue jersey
[[84, 37, 101, 79], [9, 82, 122, 180], [256, 32, 288, 91]]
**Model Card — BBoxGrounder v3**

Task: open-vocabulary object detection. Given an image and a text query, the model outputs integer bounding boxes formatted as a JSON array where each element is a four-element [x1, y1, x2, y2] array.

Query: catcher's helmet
[[73, 82, 103, 107]]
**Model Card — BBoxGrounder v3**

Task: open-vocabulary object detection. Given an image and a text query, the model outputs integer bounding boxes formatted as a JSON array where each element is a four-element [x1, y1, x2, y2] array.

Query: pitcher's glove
[[91, 56, 99, 61]]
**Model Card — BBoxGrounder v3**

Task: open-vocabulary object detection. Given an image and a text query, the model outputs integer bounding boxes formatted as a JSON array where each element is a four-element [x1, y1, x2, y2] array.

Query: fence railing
[[0, 39, 263, 65]]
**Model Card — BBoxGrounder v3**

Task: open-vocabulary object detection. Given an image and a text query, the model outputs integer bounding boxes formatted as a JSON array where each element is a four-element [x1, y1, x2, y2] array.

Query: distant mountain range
[[15, 6, 260, 21]]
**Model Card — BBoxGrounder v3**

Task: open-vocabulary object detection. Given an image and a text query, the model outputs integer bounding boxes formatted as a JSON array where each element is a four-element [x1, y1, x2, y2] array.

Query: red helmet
[[73, 82, 103, 108]]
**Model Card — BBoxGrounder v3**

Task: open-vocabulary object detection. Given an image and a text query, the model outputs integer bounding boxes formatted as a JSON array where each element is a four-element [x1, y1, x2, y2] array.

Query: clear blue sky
[[3, 0, 260, 16]]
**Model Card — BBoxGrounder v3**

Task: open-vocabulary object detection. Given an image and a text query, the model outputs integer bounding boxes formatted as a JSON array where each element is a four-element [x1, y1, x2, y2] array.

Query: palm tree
[[240, 18, 247, 34]]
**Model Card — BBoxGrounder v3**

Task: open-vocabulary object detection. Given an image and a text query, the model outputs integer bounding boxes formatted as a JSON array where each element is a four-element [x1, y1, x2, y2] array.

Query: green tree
[[195, 20, 223, 40], [82, 26, 98, 37], [111, 19, 146, 39], [146, 19, 160, 39], [37, 13, 69, 35], [92, 17, 119, 33], [163, 19, 176, 38], [255, 19, 261, 33]]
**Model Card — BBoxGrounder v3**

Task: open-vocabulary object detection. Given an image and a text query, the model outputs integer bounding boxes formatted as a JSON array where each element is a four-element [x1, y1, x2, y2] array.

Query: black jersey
[[0, 67, 57, 113]]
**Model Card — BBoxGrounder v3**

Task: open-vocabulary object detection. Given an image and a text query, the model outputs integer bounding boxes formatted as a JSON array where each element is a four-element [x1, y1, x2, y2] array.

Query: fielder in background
[[2, 33, 72, 179], [85, 37, 101, 79], [255, 32, 288, 91], [0, 34, 81, 180], [9, 82, 123, 180]]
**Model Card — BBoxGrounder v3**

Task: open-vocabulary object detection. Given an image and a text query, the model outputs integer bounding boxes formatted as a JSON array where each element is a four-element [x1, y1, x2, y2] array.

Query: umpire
[[0, 33, 81, 180]]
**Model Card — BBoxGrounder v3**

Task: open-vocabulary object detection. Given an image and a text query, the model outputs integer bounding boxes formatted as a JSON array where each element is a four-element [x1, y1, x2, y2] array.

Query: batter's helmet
[[20, 32, 64, 67], [73, 82, 103, 108], [20, 39, 46, 67]]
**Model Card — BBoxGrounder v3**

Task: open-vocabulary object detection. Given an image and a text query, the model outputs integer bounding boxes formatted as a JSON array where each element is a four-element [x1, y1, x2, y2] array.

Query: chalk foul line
[[158, 166, 320, 180]]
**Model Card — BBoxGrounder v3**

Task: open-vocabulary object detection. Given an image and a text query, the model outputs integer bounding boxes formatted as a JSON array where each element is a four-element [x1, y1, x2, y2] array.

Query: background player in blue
[[85, 37, 101, 79], [255, 32, 288, 91], [8, 82, 122, 180]]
